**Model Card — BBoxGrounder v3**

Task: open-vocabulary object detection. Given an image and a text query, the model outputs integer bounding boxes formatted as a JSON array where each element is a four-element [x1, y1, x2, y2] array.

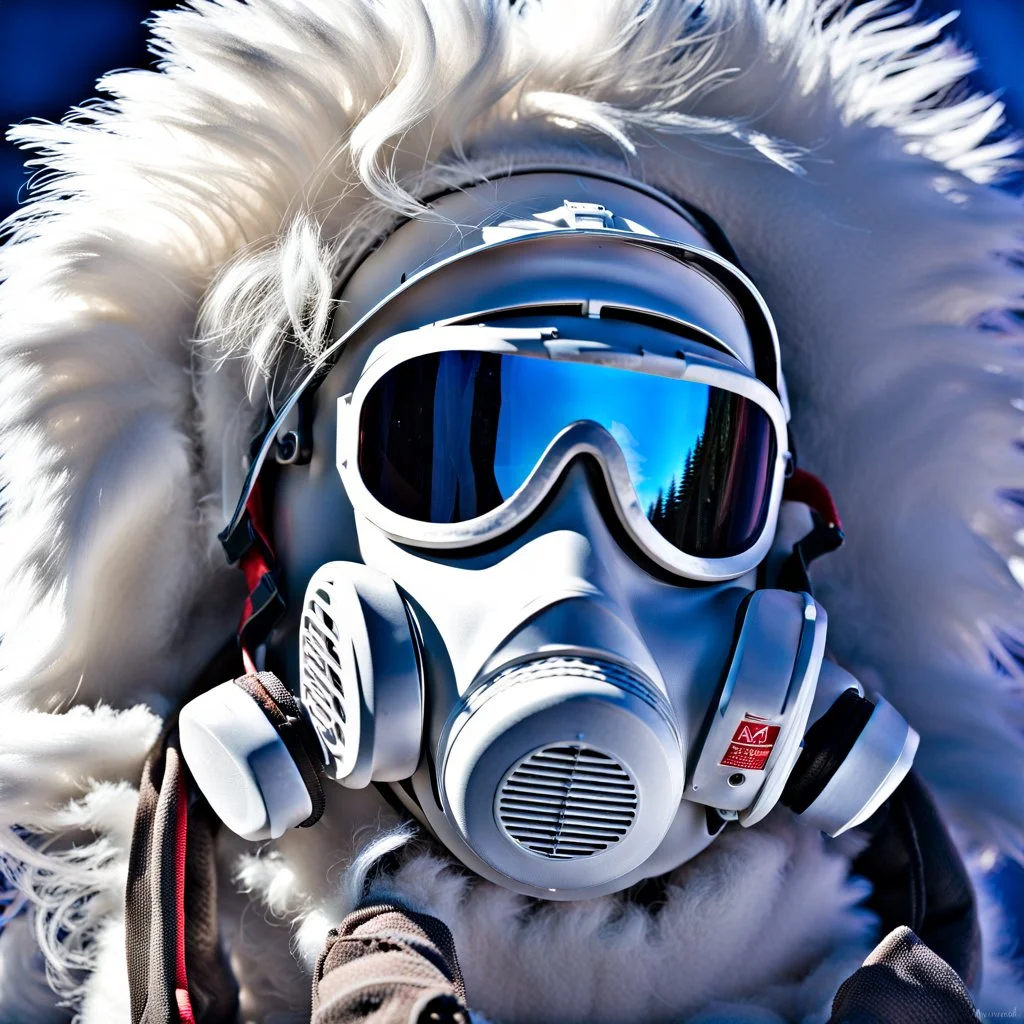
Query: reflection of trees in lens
[[645, 392, 744, 556]]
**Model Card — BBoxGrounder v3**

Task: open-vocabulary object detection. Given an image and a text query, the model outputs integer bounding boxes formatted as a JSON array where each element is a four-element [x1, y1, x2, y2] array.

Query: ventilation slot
[[597, 305, 740, 359], [497, 745, 638, 860], [300, 589, 349, 774], [445, 301, 587, 325]]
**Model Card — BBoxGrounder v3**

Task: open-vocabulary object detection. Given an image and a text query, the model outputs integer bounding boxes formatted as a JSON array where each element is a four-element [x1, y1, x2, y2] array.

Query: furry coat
[[1, 1, 1024, 1021]]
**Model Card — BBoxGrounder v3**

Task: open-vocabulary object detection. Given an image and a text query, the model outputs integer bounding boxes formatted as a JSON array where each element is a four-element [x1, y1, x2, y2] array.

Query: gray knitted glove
[[312, 904, 470, 1024]]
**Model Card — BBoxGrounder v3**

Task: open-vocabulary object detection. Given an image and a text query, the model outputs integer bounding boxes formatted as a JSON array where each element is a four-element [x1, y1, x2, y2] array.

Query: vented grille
[[497, 744, 638, 860], [300, 587, 348, 774]]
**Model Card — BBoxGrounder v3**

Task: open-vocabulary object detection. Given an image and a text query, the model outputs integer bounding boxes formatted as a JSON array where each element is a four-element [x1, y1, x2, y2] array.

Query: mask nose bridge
[[477, 592, 665, 692], [456, 461, 664, 688], [530, 419, 633, 527]]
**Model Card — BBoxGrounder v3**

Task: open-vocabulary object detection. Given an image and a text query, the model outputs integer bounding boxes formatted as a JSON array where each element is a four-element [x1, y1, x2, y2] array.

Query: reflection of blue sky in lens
[[492, 357, 710, 511]]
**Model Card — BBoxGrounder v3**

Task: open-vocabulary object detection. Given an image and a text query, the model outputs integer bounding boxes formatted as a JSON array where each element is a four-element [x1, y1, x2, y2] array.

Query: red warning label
[[720, 717, 780, 771]]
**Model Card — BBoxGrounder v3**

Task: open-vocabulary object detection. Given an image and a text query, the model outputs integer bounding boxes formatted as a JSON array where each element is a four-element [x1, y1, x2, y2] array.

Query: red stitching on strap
[[173, 772, 196, 1024]]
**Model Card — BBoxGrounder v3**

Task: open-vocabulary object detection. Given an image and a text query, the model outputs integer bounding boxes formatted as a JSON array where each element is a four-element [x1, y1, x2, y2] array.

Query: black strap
[[220, 479, 287, 664], [238, 572, 287, 660], [778, 468, 846, 595], [852, 771, 982, 990], [776, 508, 845, 594]]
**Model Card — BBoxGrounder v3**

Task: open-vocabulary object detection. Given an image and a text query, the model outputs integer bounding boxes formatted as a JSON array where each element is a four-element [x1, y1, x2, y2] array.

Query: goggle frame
[[337, 325, 790, 582]]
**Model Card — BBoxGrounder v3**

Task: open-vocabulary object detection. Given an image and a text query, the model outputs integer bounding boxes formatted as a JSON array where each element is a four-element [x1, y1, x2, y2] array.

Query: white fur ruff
[[1, 0, 1023, 1020]]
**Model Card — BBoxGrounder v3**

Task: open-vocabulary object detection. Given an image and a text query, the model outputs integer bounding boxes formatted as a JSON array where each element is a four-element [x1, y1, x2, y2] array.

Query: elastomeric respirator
[[179, 171, 918, 900]]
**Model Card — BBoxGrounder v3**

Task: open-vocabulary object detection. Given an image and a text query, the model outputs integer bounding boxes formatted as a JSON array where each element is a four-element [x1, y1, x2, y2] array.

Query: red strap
[[173, 772, 196, 1024], [238, 485, 277, 673], [783, 467, 842, 531], [241, 648, 258, 677], [239, 487, 274, 620]]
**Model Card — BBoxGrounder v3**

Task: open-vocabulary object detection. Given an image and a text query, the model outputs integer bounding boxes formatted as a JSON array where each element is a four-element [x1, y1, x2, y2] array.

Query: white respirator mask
[[179, 171, 918, 900]]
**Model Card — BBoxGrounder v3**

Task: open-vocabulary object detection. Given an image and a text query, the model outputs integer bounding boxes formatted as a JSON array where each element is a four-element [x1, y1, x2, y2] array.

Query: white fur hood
[[1, 1, 1024, 1021]]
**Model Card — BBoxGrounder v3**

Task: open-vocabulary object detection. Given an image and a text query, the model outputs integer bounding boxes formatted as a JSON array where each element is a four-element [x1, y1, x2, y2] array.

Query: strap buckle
[[778, 468, 845, 594], [537, 200, 616, 229]]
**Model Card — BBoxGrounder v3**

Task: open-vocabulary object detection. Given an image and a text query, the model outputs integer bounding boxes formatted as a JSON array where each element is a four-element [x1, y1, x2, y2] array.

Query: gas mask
[[179, 171, 918, 901]]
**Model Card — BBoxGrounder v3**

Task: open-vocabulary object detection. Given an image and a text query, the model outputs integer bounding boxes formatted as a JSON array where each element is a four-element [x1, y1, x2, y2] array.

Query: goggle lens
[[358, 351, 776, 559]]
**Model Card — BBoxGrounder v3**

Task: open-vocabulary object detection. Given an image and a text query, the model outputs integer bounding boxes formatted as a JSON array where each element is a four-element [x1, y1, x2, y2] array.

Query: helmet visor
[[357, 351, 776, 559]]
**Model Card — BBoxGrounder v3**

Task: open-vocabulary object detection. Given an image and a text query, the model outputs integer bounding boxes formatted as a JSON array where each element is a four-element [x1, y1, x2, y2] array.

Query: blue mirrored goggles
[[344, 333, 789, 576]]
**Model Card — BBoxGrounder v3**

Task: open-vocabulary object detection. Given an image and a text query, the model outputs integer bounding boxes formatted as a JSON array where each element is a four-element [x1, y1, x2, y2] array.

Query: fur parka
[[2, 1, 1024, 1021]]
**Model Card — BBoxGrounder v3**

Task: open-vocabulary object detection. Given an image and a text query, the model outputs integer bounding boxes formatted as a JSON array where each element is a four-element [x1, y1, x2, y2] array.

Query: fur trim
[[0, 706, 158, 1002], [972, 858, 1024, 1023], [225, 810, 874, 1023], [2, 0, 1024, 1018], [77, 916, 132, 1024], [363, 814, 874, 1024]]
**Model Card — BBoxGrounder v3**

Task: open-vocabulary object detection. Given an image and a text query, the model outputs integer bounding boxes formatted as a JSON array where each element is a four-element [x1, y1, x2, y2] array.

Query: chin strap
[[778, 467, 846, 594]]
